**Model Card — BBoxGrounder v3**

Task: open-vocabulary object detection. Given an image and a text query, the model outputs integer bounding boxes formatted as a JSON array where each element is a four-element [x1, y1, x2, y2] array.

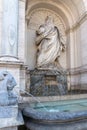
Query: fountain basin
[[23, 99, 87, 130]]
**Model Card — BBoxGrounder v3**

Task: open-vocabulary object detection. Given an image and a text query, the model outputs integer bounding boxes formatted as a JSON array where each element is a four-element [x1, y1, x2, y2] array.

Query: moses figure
[[36, 16, 65, 68]]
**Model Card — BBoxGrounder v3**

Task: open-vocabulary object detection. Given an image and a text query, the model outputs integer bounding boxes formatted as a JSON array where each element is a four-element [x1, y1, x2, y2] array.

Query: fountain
[[22, 88, 87, 130], [20, 89, 48, 111], [22, 16, 87, 130], [22, 71, 87, 129], [23, 98, 87, 130], [0, 71, 24, 130]]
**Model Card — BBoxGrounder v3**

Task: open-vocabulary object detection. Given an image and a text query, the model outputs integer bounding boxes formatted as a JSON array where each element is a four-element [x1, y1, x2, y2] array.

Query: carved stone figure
[[0, 71, 17, 106], [36, 16, 65, 68]]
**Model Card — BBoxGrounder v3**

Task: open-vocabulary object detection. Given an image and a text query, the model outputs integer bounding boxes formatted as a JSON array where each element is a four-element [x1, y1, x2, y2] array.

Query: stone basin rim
[[24, 117, 87, 124], [23, 107, 87, 123]]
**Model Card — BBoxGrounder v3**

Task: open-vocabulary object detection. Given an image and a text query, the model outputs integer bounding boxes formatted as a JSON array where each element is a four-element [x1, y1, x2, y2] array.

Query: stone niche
[[29, 69, 67, 96], [26, 9, 67, 70]]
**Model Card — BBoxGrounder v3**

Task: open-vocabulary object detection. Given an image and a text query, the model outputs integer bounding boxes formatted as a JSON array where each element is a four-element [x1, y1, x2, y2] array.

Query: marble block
[[0, 105, 18, 118], [0, 111, 24, 129], [0, 126, 17, 130], [29, 69, 67, 96]]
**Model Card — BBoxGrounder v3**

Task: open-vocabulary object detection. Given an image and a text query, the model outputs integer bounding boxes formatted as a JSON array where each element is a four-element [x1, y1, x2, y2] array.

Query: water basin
[[23, 98, 87, 130], [30, 98, 87, 112]]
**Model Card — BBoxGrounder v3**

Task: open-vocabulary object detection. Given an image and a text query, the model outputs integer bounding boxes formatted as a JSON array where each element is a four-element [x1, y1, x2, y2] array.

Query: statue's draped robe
[[36, 24, 61, 68]]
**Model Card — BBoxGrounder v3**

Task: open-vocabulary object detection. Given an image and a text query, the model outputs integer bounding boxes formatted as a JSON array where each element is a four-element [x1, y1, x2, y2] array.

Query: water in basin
[[30, 98, 87, 112]]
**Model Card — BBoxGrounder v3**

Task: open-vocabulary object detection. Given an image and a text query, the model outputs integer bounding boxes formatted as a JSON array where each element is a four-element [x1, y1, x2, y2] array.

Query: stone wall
[[80, 20, 87, 65]]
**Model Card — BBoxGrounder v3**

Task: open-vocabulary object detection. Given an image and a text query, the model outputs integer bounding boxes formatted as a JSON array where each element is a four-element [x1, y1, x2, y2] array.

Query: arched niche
[[25, 0, 81, 70], [26, 8, 68, 70]]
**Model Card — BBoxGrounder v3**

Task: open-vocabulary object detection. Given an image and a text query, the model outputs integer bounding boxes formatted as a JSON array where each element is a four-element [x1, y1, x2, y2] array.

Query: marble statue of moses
[[36, 16, 65, 68]]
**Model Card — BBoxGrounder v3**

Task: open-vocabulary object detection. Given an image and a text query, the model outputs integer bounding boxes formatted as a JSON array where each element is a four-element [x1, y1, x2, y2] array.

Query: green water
[[30, 98, 87, 112]]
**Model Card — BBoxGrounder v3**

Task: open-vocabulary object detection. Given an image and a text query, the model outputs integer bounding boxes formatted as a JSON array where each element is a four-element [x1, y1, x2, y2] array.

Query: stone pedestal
[[0, 111, 24, 130], [0, 105, 18, 118], [29, 69, 67, 96]]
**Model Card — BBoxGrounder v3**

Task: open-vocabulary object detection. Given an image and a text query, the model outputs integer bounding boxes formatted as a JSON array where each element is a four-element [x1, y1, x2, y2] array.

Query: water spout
[[20, 89, 48, 112]]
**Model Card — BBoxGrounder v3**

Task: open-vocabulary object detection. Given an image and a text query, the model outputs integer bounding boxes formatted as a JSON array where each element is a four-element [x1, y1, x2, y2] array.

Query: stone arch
[[26, 0, 75, 29]]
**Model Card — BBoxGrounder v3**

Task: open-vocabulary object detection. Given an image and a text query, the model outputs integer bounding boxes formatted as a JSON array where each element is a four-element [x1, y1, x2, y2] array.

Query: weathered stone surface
[[23, 107, 87, 130], [0, 127, 17, 130], [0, 71, 24, 129], [0, 105, 18, 118], [29, 69, 67, 96], [25, 119, 87, 130], [0, 71, 17, 106], [23, 107, 87, 121], [0, 111, 24, 129]]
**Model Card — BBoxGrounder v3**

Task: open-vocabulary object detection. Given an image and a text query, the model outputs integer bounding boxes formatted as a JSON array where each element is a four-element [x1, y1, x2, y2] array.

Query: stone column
[[1, 0, 18, 58], [0, 0, 3, 56]]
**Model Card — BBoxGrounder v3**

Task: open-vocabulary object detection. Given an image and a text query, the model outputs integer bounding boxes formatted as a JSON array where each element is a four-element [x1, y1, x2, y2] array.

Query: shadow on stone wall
[[18, 125, 27, 130]]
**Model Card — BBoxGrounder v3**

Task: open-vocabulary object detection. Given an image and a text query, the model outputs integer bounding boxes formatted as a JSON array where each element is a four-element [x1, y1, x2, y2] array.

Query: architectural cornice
[[67, 64, 87, 75]]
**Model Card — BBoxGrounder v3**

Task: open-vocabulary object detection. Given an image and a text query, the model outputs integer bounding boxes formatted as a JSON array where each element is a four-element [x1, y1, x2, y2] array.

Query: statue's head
[[45, 15, 54, 25]]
